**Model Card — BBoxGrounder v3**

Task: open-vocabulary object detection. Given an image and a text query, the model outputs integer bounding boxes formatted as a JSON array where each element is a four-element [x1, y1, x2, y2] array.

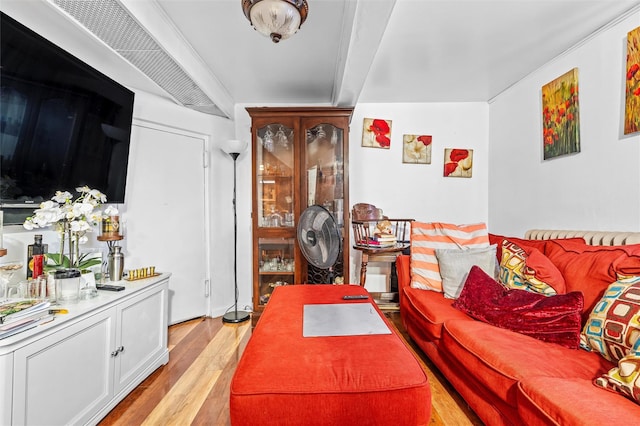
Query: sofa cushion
[[544, 240, 640, 320], [488, 233, 586, 263], [410, 222, 489, 292], [582, 276, 640, 362], [594, 351, 640, 405], [453, 266, 583, 348], [435, 244, 497, 299], [517, 376, 640, 425], [440, 319, 613, 408], [402, 286, 473, 340], [499, 240, 566, 295]]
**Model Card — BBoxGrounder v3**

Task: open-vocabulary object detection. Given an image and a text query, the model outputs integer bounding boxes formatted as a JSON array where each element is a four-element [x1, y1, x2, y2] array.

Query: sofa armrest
[[396, 254, 411, 291]]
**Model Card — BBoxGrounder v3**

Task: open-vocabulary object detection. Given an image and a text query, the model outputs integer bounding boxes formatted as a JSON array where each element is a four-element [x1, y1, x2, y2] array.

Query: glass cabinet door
[[256, 123, 295, 228], [304, 123, 344, 223], [257, 237, 295, 306], [303, 121, 346, 283]]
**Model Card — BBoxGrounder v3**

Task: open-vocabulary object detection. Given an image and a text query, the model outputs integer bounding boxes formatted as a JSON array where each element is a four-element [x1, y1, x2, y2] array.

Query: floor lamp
[[221, 139, 250, 324]]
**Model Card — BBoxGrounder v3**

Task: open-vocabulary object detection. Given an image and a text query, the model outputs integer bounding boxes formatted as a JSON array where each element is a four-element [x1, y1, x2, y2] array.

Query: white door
[[125, 121, 208, 324]]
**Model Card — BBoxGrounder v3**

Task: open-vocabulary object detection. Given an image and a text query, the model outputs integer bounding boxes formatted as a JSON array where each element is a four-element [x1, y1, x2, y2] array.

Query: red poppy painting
[[362, 118, 392, 149], [403, 134, 432, 163], [541, 68, 581, 159], [625, 26, 640, 135], [443, 148, 473, 178]]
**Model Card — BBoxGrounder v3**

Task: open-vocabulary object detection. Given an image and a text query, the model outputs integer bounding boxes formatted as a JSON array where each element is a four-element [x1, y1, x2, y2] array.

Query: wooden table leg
[[359, 252, 369, 287]]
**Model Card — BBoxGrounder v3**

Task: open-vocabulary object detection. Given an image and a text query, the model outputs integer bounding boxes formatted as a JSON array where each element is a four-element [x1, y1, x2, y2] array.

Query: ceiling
[[3, 0, 640, 119]]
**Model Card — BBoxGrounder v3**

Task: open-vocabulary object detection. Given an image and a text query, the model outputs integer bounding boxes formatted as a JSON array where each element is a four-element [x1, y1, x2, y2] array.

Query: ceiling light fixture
[[242, 0, 309, 43]]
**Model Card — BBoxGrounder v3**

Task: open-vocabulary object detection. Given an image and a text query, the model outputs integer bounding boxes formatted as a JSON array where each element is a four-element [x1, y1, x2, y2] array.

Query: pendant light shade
[[242, 0, 309, 43]]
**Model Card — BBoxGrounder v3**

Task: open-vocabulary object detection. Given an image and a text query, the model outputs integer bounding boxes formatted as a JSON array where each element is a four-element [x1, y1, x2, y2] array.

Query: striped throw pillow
[[410, 222, 490, 291]]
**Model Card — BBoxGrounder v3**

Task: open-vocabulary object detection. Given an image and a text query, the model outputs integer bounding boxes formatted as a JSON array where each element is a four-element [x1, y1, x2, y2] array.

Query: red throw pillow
[[543, 241, 640, 320], [452, 266, 584, 349]]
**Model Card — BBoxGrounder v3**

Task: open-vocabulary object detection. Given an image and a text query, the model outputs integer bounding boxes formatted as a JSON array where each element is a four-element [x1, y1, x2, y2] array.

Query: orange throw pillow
[[410, 222, 489, 292]]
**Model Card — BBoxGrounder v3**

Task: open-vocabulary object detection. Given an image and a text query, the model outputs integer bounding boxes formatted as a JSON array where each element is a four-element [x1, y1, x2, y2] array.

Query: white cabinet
[[113, 286, 167, 396], [13, 309, 115, 426], [0, 274, 169, 426]]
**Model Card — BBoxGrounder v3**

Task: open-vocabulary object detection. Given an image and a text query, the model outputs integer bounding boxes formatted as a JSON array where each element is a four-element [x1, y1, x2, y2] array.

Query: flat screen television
[[0, 12, 135, 224]]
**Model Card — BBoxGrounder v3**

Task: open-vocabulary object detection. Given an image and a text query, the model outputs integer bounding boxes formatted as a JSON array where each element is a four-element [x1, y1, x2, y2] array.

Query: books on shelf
[[0, 299, 52, 339]]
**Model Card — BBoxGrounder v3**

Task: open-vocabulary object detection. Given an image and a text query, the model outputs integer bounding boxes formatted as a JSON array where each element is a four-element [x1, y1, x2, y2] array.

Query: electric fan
[[297, 205, 341, 283]]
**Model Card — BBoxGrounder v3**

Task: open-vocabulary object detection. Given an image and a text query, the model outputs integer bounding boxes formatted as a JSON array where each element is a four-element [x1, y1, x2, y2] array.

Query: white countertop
[[0, 273, 171, 353]]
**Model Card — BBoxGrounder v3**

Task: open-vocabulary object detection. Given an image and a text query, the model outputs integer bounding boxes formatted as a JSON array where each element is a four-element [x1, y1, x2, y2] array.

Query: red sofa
[[396, 233, 640, 425]]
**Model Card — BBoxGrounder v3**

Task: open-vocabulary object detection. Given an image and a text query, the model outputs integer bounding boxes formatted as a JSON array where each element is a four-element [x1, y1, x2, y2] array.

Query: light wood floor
[[99, 312, 483, 425]]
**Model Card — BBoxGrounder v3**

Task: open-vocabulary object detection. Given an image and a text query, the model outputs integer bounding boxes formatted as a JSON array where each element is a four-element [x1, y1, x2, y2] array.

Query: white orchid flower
[[52, 191, 73, 203], [23, 187, 105, 261], [73, 201, 94, 217], [70, 220, 91, 233], [89, 189, 107, 203], [104, 205, 119, 216], [38, 200, 57, 210]]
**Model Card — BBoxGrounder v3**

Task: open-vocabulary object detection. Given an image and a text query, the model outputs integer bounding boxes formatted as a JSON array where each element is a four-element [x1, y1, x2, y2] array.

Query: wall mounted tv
[[0, 12, 135, 224]]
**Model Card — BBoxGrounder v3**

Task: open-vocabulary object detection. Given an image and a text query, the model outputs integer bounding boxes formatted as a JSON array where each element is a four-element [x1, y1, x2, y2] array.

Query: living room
[[1, 0, 638, 320], [1, 0, 640, 423]]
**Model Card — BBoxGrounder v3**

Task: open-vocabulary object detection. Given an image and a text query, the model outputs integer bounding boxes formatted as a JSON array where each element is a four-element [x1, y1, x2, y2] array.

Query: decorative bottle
[[27, 234, 48, 279], [108, 246, 125, 281]]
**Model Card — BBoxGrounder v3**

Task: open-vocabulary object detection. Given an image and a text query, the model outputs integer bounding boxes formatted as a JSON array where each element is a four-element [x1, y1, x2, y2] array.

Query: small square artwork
[[443, 148, 473, 178], [625, 26, 640, 135], [542, 68, 581, 159], [362, 118, 392, 149], [403, 134, 432, 164]]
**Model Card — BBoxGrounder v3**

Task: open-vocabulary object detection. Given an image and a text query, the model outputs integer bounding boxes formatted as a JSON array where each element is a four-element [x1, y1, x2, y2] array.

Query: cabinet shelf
[[259, 270, 295, 275]]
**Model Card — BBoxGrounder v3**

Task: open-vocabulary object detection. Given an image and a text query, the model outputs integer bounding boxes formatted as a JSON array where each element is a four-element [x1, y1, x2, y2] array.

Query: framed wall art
[[443, 148, 473, 178], [625, 26, 640, 135], [362, 118, 392, 149], [541, 68, 581, 160], [403, 134, 432, 164]]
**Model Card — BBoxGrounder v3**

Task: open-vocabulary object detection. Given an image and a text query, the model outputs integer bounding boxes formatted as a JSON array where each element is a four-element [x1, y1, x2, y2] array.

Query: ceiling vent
[[52, 0, 227, 117]]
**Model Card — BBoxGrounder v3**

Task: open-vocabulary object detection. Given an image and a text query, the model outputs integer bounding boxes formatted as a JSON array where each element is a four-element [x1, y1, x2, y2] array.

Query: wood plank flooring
[[99, 312, 483, 425]]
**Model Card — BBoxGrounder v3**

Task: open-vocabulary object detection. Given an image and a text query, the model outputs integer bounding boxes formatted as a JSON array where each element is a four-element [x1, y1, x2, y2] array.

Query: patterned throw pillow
[[410, 222, 489, 292], [499, 240, 565, 295], [594, 352, 640, 405], [581, 276, 640, 362]]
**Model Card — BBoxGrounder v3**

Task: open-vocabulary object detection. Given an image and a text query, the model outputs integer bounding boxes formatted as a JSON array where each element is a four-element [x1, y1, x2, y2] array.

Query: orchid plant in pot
[[23, 186, 106, 273]]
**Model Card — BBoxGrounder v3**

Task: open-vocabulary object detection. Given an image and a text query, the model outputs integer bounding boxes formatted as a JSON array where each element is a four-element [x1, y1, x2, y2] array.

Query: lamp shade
[[221, 139, 249, 156], [242, 0, 309, 43]]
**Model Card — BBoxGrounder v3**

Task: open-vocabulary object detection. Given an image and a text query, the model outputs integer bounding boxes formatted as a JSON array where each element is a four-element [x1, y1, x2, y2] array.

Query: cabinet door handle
[[111, 346, 125, 357]]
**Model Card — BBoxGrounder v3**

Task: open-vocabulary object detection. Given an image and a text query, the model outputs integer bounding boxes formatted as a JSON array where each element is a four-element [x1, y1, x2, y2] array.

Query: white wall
[[349, 103, 490, 282], [488, 10, 640, 237]]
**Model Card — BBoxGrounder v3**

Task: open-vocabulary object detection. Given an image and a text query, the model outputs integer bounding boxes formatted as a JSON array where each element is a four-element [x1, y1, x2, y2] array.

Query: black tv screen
[[0, 12, 134, 222]]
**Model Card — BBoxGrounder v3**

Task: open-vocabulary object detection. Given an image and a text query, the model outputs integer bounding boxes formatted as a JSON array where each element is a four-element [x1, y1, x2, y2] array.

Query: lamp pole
[[222, 148, 250, 324]]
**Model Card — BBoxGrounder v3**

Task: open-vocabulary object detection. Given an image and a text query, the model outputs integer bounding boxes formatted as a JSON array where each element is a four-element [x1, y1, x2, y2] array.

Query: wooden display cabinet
[[248, 107, 353, 311]]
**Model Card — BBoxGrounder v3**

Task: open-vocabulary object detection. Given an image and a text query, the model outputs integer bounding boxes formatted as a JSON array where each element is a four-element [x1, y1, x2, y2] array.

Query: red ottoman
[[230, 284, 431, 425]]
